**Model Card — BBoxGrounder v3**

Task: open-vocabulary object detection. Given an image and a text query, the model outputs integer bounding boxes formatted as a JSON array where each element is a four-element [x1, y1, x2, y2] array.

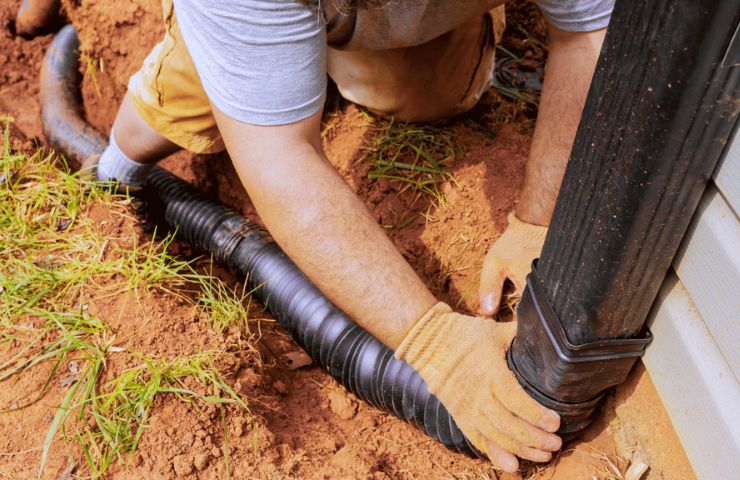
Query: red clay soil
[[0, 2, 51, 140], [0, 0, 696, 478]]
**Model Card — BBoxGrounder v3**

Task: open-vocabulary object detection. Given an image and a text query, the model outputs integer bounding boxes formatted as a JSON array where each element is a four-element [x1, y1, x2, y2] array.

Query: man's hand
[[479, 26, 607, 316], [478, 213, 547, 316], [396, 302, 561, 472]]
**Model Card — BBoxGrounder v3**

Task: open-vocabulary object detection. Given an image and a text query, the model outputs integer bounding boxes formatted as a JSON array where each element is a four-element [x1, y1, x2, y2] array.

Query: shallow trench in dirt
[[0, 0, 696, 479]]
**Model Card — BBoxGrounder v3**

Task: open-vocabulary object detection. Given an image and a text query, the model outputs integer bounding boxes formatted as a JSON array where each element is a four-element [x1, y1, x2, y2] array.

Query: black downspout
[[41, 25, 483, 459], [509, 0, 740, 433]]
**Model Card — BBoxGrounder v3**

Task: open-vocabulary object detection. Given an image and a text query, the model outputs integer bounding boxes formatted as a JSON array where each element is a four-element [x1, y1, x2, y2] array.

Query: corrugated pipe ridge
[[42, 24, 482, 458]]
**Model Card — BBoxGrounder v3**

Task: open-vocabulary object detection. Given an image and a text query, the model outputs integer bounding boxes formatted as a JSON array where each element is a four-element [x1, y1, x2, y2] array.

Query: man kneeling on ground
[[84, 0, 611, 472]]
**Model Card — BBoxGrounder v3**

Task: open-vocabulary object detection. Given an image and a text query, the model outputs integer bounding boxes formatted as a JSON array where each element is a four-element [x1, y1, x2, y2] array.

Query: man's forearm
[[213, 108, 436, 349], [517, 26, 606, 226]]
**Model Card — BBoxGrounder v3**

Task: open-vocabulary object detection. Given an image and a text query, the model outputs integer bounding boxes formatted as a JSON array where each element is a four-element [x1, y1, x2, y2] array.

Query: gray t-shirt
[[174, 0, 327, 126], [174, 0, 612, 127], [537, 0, 613, 31]]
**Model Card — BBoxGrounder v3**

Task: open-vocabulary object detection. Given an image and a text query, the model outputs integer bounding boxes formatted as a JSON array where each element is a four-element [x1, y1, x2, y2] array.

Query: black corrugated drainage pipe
[[509, 0, 740, 434], [42, 24, 484, 458], [40, 25, 107, 170], [14, 0, 64, 38]]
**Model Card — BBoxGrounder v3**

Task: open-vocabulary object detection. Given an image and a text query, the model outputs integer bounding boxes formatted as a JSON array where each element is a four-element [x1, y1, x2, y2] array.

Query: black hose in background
[[40, 25, 108, 168], [41, 25, 483, 458]]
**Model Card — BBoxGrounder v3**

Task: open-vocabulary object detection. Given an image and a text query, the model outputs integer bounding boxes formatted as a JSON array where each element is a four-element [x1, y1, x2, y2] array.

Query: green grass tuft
[[70, 352, 247, 477], [0, 118, 257, 479], [363, 116, 458, 209]]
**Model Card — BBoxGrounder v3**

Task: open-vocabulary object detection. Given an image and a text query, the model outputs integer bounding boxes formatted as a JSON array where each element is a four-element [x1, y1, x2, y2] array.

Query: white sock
[[96, 129, 153, 186]]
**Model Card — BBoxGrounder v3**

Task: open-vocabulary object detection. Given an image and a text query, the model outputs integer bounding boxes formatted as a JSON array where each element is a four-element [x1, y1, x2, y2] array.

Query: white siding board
[[644, 274, 740, 480], [673, 184, 740, 381], [714, 127, 740, 213]]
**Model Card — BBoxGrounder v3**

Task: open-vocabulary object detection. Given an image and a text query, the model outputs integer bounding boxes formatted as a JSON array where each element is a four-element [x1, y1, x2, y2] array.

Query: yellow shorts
[[128, 0, 505, 154]]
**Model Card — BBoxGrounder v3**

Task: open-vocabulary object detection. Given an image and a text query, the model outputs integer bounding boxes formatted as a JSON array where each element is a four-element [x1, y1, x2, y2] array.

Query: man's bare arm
[[212, 106, 436, 349], [517, 25, 606, 225], [479, 25, 606, 315]]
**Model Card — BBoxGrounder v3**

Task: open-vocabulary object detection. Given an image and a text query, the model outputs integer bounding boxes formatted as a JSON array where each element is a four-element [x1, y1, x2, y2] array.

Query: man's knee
[[112, 93, 180, 162], [328, 12, 499, 123]]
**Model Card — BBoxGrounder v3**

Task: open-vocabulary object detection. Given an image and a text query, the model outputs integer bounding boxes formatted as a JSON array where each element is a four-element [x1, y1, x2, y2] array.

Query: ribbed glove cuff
[[394, 302, 454, 393], [507, 212, 548, 244], [395, 302, 450, 357]]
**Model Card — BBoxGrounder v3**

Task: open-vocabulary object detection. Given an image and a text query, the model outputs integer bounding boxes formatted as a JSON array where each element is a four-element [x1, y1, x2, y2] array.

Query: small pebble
[[181, 432, 194, 447], [328, 391, 358, 420], [172, 454, 193, 476], [193, 453, 209, 471], [277, 443, 290, 458], [273, 380, 289, 395]]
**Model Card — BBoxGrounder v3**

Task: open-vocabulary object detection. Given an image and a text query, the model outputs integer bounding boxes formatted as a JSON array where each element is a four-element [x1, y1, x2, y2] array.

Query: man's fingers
[[465, 426, 518, 472], [480, 425, 553, 465], [484, 437, 519, 473], [477, 418, 550, 464], [511, 266, 528, 297], [493, 368, 561, 433], [482, 396, 562, 452], [518, 445, 553, 463], [493, 320, 518, 350], [479, 267, 507, 316]]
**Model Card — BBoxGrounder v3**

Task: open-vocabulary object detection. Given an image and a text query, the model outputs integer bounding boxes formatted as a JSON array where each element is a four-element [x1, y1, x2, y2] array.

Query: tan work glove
[[479, 212, 548, 316], [396, 302, 561, 473]]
